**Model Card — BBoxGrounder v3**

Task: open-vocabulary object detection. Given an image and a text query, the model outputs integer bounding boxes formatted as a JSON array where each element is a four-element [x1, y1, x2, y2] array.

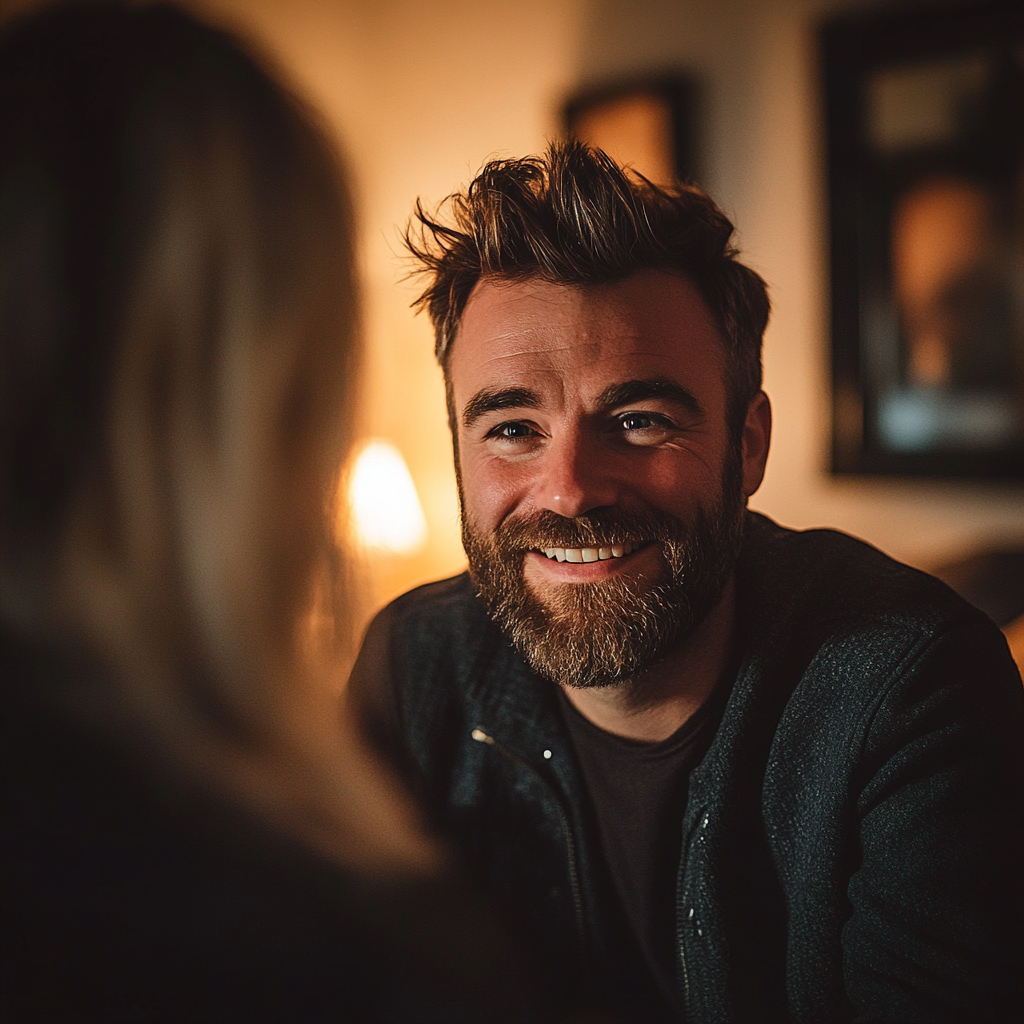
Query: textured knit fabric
[[348, 513, 1024, 1023]]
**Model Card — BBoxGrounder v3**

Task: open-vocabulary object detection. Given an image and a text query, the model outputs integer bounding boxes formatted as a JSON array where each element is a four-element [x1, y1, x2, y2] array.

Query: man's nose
[[533, 431, 621, 518]]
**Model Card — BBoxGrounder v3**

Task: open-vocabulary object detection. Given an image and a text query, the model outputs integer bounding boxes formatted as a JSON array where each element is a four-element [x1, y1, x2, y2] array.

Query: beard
[[461, 451, 747, 690]]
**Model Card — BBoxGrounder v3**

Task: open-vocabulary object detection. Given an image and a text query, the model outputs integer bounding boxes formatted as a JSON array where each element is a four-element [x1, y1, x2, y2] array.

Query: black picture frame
[[823, 2, 1024, 478]]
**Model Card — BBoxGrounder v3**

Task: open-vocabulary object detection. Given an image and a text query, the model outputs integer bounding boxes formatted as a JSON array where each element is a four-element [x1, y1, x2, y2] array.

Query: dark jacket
[[350, 513, 1024, 1023]]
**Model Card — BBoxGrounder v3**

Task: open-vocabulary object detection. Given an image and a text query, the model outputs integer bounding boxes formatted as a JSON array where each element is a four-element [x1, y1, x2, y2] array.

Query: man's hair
[[406, 140, 770, 437]]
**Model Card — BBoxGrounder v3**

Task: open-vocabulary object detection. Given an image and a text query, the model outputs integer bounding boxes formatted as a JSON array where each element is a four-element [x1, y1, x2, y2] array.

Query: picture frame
[[822, 1, 1024, 478], [563, 76, 697, 186]]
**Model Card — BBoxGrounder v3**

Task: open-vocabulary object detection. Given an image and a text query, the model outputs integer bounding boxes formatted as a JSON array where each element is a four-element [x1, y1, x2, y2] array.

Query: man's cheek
[[462, 466, 525, 529]]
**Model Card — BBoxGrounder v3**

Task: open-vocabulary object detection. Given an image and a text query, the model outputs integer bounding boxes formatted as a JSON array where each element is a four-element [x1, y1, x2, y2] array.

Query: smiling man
[[455, 270, 764, 742], [348, 143, 1023, 1023]]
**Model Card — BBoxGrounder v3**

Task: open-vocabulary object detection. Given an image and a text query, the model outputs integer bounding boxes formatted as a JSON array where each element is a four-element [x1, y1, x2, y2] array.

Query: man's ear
[[741, 391, 771, 499]]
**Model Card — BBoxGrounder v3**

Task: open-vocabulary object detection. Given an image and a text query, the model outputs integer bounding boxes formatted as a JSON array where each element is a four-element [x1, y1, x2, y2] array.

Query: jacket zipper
[[471, 726, 588, 967], [675, 833, 691, 1015]]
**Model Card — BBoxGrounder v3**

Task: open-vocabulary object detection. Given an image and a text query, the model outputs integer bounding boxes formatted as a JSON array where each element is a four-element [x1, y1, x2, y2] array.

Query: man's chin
[[496, 573, 685, 689], [523, 561, 669, 615]]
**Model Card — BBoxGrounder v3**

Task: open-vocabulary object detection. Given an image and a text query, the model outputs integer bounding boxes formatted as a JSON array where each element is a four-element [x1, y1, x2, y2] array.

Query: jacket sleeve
[[843, 618, 1024, 1023]]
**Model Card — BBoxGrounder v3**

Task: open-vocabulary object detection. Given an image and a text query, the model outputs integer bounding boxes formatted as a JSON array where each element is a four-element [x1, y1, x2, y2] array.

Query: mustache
[[491, 507, 687, 552]]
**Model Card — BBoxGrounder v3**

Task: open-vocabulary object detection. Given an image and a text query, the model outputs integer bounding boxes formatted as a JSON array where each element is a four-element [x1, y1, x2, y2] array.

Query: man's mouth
[[537, 540, 643, 564]]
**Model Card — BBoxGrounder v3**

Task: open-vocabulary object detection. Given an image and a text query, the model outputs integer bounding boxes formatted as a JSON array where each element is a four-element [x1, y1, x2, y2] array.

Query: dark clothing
[[0, 626, 543, 1023], [556, 675, 729, 1018], [349, 513, 1024, 1023]]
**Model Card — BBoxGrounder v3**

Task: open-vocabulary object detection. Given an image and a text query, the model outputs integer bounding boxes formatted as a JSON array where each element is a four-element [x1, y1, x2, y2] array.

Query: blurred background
[[4, 0, 1022, 652]]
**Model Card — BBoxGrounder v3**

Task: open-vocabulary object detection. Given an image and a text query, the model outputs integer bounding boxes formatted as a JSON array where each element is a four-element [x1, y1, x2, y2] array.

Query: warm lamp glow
[[347, 440, 428, 555]]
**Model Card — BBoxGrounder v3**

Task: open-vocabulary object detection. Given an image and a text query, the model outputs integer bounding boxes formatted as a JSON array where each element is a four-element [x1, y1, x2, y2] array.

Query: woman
[[0, 3, 540, 1019]]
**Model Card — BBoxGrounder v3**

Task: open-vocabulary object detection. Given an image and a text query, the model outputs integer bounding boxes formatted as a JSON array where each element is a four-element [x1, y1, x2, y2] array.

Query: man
[[349, 142, 1024, 1023]]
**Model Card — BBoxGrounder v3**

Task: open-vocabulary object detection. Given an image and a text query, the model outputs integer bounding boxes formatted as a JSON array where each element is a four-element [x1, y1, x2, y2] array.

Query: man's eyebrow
[[461, 386, 542, 429], [598, 379, 705, 418]]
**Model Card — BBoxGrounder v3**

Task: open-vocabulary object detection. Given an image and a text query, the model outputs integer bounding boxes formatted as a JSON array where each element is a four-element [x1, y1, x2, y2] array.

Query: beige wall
[[8, 0, 1022, 627]]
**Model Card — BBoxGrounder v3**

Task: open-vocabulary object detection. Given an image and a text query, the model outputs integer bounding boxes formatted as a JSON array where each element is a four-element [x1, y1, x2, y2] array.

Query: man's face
[[449, 270, 769, 688]]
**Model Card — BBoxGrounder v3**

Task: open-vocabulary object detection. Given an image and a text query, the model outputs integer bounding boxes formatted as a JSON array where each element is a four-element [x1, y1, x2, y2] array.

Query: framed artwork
[[563, 76, 697, 185], [822, 2, 1024, 478]]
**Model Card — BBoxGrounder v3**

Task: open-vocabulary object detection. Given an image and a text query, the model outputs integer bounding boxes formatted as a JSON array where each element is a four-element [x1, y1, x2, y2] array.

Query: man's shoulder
[[384, 570, 479, 613], [364, 571, 504, 694], [377, 571, 489, 642], [732, 515, 1022, 801], [742, 511, 983, 636], [349, 573, 505, 766]]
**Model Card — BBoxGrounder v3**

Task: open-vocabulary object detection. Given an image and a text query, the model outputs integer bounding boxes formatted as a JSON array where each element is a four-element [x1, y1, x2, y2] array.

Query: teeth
[[540, 541, 640, 563]]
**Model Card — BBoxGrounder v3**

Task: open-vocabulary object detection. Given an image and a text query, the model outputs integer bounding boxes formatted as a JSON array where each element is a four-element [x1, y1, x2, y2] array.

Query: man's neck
[[560, 578, 737, 743]]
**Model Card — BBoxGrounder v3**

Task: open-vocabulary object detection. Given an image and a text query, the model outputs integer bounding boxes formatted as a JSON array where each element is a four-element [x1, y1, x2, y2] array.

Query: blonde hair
[[0, 1, 436, 875]]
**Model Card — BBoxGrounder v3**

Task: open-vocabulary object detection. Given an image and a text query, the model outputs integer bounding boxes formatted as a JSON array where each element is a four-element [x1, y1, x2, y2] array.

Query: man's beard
[[461, 453, 747, 690]]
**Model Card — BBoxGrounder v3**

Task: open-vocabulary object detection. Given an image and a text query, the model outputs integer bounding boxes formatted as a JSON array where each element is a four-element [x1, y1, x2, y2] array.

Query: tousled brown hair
[[406, 140, 770, 437]]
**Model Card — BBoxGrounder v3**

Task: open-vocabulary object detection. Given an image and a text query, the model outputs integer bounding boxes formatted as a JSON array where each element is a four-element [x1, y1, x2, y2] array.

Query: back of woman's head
[[0, 2, 430, 871], [1, 1, 355, 707]]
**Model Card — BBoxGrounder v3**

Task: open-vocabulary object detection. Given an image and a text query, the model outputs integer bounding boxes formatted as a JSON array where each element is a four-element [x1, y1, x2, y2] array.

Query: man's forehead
[[450, 270, 726, 384], [457, 277, 590, 350], [461, 270, 700, 318]]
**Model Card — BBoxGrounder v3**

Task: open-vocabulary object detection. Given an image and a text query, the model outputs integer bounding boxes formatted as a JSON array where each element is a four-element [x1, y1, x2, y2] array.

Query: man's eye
[[490, 421, 535, 440], [615, 411, 676, 445], [619, 412, 660, 431]]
